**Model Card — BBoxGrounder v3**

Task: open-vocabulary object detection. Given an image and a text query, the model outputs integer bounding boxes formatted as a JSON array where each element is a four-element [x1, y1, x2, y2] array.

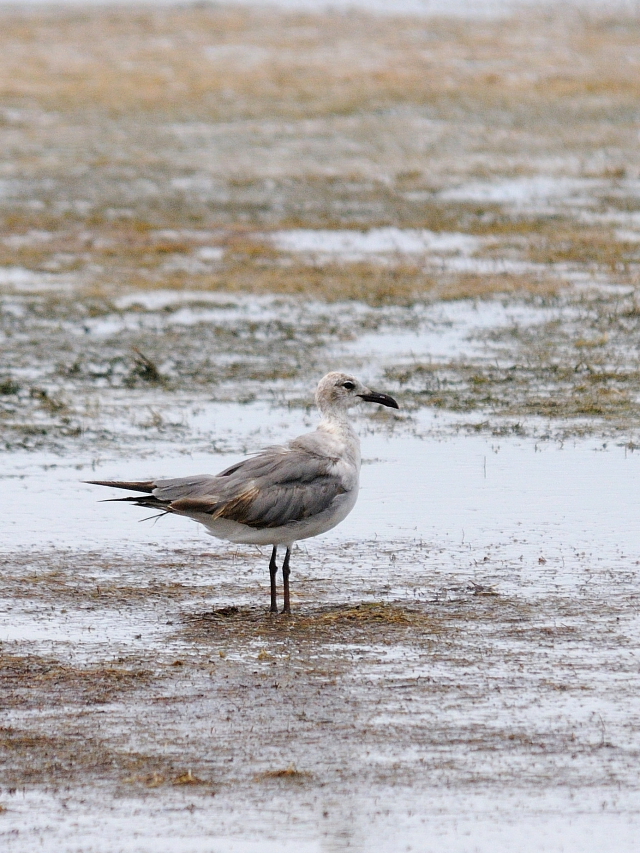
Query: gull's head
[[315, 372, 399, 415]]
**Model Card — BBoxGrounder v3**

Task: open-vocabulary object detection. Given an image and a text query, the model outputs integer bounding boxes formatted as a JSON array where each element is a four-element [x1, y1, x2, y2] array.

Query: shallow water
[[2, 788, 639, 853], [4, 404, 640, 551], [4, 404, 640, 644]]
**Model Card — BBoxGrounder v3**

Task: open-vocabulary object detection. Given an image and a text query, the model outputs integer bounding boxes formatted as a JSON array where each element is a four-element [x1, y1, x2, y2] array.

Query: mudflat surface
[[2, 3, 640, 850]]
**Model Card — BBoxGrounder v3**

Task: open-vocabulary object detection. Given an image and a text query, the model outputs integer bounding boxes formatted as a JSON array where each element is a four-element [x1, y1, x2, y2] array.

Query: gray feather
[[145, 444, 347, 529]]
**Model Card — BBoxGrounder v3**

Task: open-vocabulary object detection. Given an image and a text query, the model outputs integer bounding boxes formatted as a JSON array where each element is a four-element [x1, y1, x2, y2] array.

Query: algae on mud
[[2, 4, 640, 452], [5, 287, 640, 451]]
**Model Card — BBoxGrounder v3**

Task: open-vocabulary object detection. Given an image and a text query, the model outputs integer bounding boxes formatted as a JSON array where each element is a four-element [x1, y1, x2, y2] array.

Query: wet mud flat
[[6, 286, 640, 459], [3, 431, 640, 851], [2, 537, 640, 851], [2, 3, 640, 449], [2, 1, 640, 850]]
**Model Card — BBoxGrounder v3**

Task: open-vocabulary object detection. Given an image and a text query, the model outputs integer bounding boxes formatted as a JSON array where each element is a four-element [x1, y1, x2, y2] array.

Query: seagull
[[87, 372, 398, 614]]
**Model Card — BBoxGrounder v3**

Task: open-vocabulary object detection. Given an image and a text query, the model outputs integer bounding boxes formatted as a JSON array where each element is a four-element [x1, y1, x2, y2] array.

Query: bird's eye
[[342, 381, 356, 390]]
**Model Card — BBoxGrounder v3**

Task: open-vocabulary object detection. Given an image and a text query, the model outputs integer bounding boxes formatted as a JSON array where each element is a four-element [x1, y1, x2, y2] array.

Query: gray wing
[[151, 444, 348, 529]]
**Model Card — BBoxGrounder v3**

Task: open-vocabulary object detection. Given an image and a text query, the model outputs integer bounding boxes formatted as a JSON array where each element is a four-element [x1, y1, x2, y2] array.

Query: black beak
[[358, 391, 399, 409]]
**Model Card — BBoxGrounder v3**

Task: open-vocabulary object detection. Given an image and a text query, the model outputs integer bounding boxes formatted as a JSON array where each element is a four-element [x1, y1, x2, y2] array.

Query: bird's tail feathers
[[85, 479, 155, 494]]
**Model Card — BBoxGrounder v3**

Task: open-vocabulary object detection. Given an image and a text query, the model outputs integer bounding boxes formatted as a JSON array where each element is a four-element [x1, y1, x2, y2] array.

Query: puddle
[[266, 226, 554, 277], [338, 299, 561, 362], [264, 226, 631, 281], [439, 176, 604, 208], [105, 291, 332, 333], [0, 606, 166, 663], [0, 266, 74, 291], [2, 787, 638, 853], [269, 227, 482, 260], [438, 175, 640, 217]]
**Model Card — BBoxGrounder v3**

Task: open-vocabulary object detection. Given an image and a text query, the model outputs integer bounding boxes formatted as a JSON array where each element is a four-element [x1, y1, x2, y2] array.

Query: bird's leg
[[269, 546, 278, 614], [281, 547, 292, 615]]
